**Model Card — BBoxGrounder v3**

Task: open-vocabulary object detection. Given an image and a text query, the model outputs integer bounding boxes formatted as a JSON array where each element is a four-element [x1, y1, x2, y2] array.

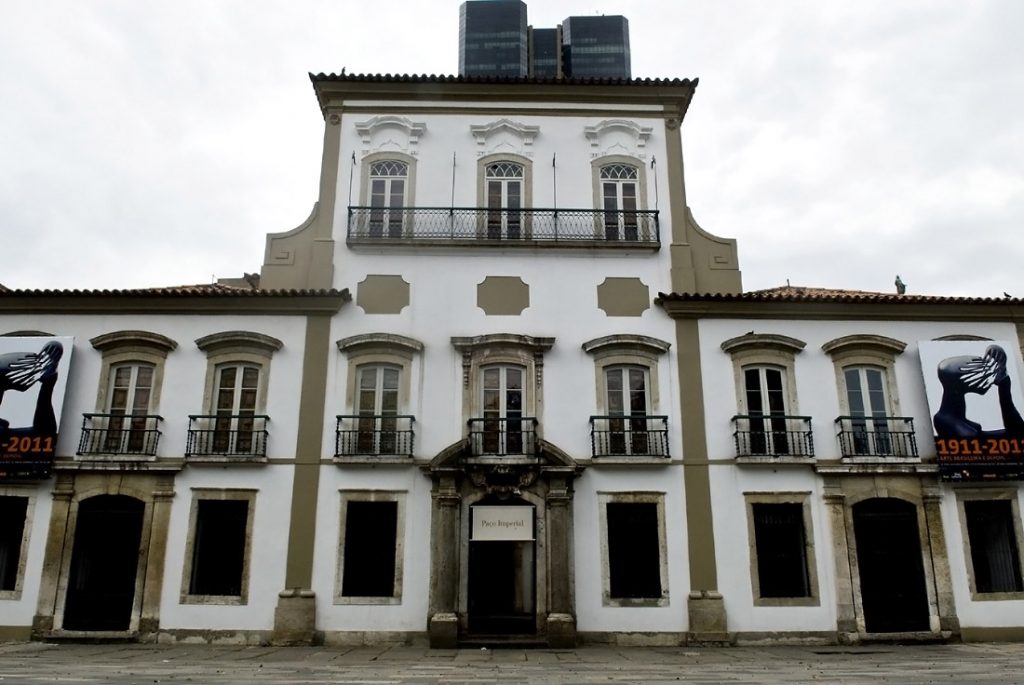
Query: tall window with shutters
[[356, 365, 400, 454], [212, 364, 260, 454], [106, 362, 154, 452], [600, 164, 639, 240], [485, 162, 524, 239]]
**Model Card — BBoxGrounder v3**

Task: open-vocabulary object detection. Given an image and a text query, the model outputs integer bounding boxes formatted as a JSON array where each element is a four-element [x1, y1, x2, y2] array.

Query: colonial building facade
[[0, 73, 1021, 647]]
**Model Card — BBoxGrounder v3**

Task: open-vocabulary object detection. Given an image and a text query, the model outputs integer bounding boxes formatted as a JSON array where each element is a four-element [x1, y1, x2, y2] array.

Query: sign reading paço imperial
[[0, 337, 74, 479], [920, 340, 1024, 481], [471, 505, 535, 541]]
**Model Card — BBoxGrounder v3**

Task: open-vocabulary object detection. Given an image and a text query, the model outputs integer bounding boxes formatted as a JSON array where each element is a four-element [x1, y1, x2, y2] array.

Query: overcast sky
[[1, 1, 1021, 296]]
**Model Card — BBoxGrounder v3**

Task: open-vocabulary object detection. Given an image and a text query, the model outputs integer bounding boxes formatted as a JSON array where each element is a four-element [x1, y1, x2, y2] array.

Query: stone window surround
[[179, 488, 257, 606], [357, 150, 418, 209], [597, 490, 670, 608], [476, 152, 534, 210], [821, 334, 907, 416], [195, 331, 283, 417], [89, 330, 178, 418], [451, 334, 554, 425], [721, 333, 806, 416], [335, 489, 406, 605], [954, 488, 1024, 601], [336, 333, 424, 416], [743, 491, 820, 607], [582, 334, 670, 415], [590, 154, 649, 212], [0, 487, 35, 601]]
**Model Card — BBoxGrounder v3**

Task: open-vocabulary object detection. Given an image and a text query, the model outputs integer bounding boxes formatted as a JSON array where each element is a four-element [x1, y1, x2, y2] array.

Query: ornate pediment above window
[[450, 333, 554, 391], [584, 119, 653, 159], [470, 119, 540, 156], [354, 115, 426, 154]]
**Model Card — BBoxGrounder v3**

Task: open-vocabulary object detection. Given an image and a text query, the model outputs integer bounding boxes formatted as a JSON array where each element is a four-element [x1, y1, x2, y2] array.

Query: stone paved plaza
[[0, 642, 1022, 685]]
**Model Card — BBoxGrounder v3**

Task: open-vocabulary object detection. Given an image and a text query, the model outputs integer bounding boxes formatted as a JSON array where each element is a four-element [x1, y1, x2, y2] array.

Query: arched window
[[600, 163, 639, 240], [485, 162, 524, 239], [369, 160, 409, 237]]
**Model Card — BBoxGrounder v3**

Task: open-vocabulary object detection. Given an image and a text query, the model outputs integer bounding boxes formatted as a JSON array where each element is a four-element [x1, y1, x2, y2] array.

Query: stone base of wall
[[577, 631, 687, 647], [271, 590, 317, 645], [322, 630, 427, 647]]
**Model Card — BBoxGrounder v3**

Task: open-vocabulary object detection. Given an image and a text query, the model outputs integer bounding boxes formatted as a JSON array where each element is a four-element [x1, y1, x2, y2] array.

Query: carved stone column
[[545, 475, 576, 647], [823, 480, 858, 641], [32, 474, 75, 637], [428, 475, 461, 648], [922, 485, 960, 635]]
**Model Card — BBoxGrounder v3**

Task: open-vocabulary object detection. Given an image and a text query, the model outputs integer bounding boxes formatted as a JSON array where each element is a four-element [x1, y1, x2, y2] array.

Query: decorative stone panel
[[477, 276, 529, 316], [596, 277, 650, 317], [357, 275, 410, 315]]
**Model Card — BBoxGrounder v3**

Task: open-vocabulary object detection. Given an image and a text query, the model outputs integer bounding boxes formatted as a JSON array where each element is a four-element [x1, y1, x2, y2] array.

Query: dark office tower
[[528, 27, 561, 78], [561, 15, 632, 79], [459, 0, 528, 77]]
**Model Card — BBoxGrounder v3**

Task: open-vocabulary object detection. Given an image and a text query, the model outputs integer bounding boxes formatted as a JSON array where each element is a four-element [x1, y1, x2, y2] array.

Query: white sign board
[[472, 505, 534, 541]]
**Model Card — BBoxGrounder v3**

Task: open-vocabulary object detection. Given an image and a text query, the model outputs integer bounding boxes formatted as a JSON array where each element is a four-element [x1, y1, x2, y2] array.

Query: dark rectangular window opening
[[606, 502, 662, 599], [342, 500, 398, 597], [965, 500, 1024, 594], [189, 499, 249, 596], [0, 496, 29, 592], [752, 502, 811, 598]]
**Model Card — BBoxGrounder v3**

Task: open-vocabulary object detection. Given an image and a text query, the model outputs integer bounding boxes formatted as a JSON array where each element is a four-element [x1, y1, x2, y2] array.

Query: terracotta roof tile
[[657, 285, 1022, 305], [309, 72, 697, 88]]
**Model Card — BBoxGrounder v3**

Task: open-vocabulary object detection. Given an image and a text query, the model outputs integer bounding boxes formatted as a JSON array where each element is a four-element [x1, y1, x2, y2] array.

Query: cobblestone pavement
[[0, 642, 1022, 685]]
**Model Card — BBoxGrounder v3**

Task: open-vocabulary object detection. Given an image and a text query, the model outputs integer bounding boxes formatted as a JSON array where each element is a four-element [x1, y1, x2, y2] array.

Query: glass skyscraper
[[459, 0, 529, 77], [458, 2, 632, 79], [561, 15, 631, 79]]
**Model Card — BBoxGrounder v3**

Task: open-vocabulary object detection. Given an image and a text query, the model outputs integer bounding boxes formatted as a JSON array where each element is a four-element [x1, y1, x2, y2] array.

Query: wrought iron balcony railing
[[835, 416, 918, 458], [347, 207, 660, 246], [78, 413, 162, 457], [468, 416, 538, 457], [186, 414, 269, 458], [590, 415, 670, 458], [335, 415, 415, 457], [732, 414, 814, 458]]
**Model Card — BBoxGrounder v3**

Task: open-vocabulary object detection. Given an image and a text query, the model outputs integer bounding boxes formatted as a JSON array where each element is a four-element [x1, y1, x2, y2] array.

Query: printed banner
[[471, 505, 535, 541], [919, 340, 1024, 481], [0, 337, 74, 479]]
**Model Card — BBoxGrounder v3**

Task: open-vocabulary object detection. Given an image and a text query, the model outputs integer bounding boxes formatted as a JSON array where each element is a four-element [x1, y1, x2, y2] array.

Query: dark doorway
[[852, 498, 930, 633], [63, 495, 145, 631], [467, 503, 535, 635]]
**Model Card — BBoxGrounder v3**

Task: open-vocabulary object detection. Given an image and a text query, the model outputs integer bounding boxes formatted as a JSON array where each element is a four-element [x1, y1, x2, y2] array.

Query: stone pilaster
[[32, 474, 74, 637], [428, 475, 461, 648], [823, 481, 858, 641], [545, 477, 576, 648], [922, 485, 960, 635], [138, 475, 175, 638]]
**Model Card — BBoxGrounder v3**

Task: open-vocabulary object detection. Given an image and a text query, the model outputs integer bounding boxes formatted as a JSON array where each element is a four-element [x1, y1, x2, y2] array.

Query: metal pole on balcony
[[450, 151, 456, 238], [347, 152, 356, 236], [552, 152, 558, 240]]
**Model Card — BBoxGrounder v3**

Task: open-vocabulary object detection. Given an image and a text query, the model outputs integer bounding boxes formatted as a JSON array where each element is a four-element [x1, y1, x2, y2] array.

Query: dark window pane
[[189, 499, 249, 596], [0, 496, 29, 591], [342, 501, 399, 597], [606, 502, 661, 599], [752, 503, 810, 598], [965, 500, 1024, 594]]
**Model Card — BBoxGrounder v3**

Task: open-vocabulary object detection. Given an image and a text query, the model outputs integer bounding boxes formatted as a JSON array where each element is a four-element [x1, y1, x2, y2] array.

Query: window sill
[[602, 596, 670, 608], [347, 237, 660, 252], [735, 456, 815, 466], [58, 457, 183, 473], [753, 596, 820, 607], [334, 595, 403, 605], [815, 460, 937, 476], [185, 455, 269, 465], [180, 594, 247, 606], [589, 456, 677, 466], [332, 455, 415, 466], [967, 591, 1024, 602]]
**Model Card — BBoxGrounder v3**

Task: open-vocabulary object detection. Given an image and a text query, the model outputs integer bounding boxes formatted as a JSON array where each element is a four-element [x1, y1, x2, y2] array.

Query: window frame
[[476, 153, 533, 239], [0, 489, 34, 600], [744, 492, 820, 607], [359, 152, 417, 238], [955, 489, 1024, 601], [335, 490, 406, 605], [90, 331, 177, 418], [822, 335, 906, 417], [597, 491, 669, 607], [193, 331, 282, 462], [179, 488, 257, 605]]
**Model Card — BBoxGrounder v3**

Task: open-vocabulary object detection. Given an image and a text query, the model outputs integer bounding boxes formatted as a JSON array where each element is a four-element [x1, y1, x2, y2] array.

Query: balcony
[[590, 415, 670, 458], [346, 207, 660, 249], [732, 414, 814, 459], [835, 416, 918, 459], [186, 414, 269, 459], [467, 417, 538, 459], [78, 413, 162, 457], [335, 415, 415, 458]]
